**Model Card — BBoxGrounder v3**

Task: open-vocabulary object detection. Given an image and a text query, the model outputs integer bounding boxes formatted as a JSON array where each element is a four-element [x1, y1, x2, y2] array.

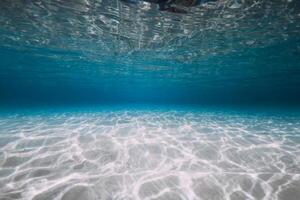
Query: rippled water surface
[[0, 110, 300, 200], [1, 0, 300, 55]]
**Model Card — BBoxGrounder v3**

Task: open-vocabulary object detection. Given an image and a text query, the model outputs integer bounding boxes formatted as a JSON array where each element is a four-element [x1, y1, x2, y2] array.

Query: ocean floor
[[0, 110, 300, 200]]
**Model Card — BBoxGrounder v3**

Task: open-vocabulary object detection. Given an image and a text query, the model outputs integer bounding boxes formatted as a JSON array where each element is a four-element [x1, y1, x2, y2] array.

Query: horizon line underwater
[[0, 0, 300, 200]]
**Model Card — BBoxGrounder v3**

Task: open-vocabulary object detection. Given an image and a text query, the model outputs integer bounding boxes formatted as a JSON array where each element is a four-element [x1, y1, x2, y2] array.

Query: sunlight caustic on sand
[[0, 111, 299, 200]]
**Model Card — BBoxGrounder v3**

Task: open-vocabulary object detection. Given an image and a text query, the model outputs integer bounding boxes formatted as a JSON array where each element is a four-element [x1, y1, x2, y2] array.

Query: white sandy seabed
[[0, 110, 300, 200]]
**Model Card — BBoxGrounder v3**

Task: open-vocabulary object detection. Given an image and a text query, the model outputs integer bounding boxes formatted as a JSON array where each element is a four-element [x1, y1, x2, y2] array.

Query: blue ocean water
[[1, 0, 300, 200], [1, 0, 300, 107]]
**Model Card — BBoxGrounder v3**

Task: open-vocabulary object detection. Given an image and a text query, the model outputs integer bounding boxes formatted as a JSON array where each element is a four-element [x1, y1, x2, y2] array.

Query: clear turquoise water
[[0, 0, 300, 199], [1, 0, 300, 106]]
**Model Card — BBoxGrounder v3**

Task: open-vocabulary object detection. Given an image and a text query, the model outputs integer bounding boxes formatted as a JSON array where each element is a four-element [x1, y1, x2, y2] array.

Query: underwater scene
[[0, 0, 300, 199]]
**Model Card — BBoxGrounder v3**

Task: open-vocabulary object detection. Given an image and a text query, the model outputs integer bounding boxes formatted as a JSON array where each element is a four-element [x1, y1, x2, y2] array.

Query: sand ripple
[[0, 111, 300, 200]]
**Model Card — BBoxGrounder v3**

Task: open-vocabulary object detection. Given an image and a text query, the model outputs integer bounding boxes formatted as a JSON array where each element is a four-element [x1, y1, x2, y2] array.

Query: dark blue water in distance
[[1, 39, 300, 106], [1, 1, 300, 200]]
